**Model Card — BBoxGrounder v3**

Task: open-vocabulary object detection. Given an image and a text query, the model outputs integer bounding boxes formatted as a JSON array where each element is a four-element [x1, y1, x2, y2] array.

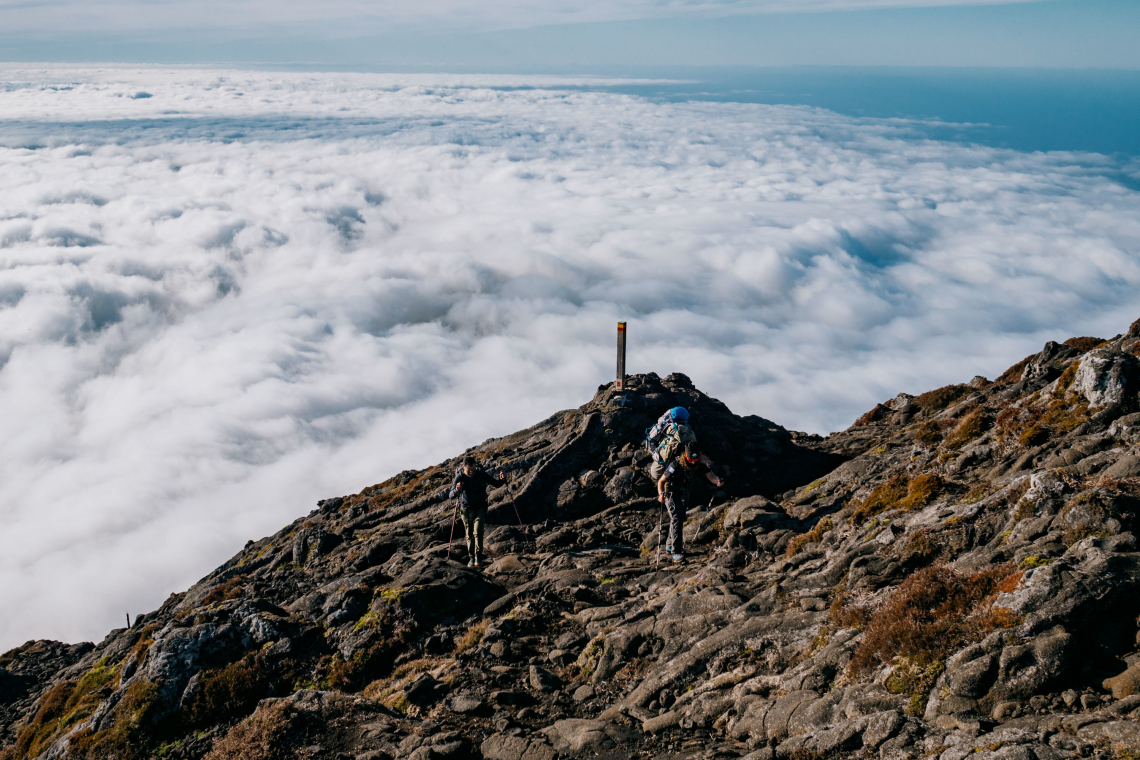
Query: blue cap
[[670, 407, 690, 421]]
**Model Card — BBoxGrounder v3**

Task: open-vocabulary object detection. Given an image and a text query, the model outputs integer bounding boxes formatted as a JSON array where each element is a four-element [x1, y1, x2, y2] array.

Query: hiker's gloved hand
[[716, 477, 724, 488]]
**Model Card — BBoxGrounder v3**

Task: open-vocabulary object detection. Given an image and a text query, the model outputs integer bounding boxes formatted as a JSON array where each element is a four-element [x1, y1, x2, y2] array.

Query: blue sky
[[0, 0, 1137, 68]]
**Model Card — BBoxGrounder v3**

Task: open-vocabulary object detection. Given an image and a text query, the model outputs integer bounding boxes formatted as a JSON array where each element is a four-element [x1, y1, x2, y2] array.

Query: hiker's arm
[[705, 471, 724, 488], [657, 472, 669, 502]]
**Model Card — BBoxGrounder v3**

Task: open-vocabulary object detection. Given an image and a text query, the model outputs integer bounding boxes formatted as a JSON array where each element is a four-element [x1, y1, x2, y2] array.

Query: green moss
[[885, 658, 945, 717], [69, 679, 161, 760], [1020, 556, 1049, 569], [852, 473, 909, 523], [1018, 423, 1049, 447], [1, 657, 126, 760], [803, 477, 828, 495]]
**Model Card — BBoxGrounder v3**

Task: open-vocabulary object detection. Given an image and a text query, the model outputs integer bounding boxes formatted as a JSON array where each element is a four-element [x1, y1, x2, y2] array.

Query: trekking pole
[[654, 500, 664, 570], [506, 481, 524, 528], [446, 500, 459, 560]]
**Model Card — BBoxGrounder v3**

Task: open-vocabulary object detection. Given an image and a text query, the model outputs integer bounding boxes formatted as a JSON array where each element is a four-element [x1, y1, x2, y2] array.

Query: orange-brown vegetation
[[341, 466, 450, 514], [853, 473, 952, 523], [912, 384, 971, 412], [854, 404, 892, 427], [203, 577, 245, 606], [995, 355, 1035, 385], [852, 473, 909, 523], [847, 564, 1021, 676], [69, 679, 160, 760], [785, 517, 834, 558], [1063, 336, 1106, 352], [943, 408, 990, 450], [0, 657, 125, 760], [203, 700, 301, 760], [183, 654, 271, 728]]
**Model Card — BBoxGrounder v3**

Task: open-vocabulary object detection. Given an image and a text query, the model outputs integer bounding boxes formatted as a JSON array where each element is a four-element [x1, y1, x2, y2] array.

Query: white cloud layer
[[0, 0, 1046, 34], [1, 66, 1139, 651]]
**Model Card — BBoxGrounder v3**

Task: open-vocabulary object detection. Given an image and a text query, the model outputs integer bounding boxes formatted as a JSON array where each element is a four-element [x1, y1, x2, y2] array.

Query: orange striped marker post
[[616, 322, 627, 390]]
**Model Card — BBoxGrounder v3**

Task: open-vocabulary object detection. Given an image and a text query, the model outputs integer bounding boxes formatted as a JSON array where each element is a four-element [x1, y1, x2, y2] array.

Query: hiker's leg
[[664, 492, 683, 554], [461, 510, 476, 557], [473, 508, 486, 557]]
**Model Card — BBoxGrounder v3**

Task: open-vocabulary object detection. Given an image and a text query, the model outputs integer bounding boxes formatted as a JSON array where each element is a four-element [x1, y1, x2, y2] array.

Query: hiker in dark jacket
[[449, 457, 505, 567], [656, 442, 724, 562]]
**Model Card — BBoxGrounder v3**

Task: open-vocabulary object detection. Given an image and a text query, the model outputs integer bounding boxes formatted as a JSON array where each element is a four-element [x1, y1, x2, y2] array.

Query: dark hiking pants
[[461, 506, 486, 559], [664, 492, 685, 554]]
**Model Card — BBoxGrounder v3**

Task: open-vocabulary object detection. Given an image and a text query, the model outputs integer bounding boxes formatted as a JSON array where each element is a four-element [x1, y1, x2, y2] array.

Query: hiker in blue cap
[[656, 442, 724, 563]]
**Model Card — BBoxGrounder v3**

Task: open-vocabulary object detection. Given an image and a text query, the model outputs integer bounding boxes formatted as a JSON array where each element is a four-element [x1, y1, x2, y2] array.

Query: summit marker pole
[[616, 322, 627, 391]]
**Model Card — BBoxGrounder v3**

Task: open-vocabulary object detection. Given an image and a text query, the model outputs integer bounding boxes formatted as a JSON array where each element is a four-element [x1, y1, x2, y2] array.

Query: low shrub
[[1018, 423, 1049, 447], [1063, 336, 1105, 352], [899, 474, 948, 511], [453, 619, 489, 654], [847, 563, 1020, 676], [885, 658, 945, 717], [69, 679, 161, 760], [829, 593, 871, 631], [965, 482, 994, 503], [944, 408, 990, 450], [1, 658, 124, 760], [785, 518, 833, 558], [995, 355, 1035, 385], [182, 654, 271, 728], [203, 578, 245, 606], [204, 700, 302, 760], [852, 473, 909, 523], [913, 421, 946, 446], [913, 384, 971, 411]]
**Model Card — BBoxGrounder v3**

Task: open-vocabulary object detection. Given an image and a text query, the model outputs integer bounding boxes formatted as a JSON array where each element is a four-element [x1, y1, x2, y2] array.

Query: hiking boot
[[473, 555, 482, 567], [672, 552, 683, 562], [665, 545, 673, 554], [467, 559, 475, 568]]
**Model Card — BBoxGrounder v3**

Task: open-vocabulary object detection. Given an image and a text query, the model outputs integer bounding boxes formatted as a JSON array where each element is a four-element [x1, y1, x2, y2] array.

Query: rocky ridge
[[3, 319, 1140, 760]]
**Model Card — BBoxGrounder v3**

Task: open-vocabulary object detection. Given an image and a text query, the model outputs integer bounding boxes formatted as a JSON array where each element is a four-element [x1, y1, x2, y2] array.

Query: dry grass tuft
[[1063, 336, 1106, 352], [183, 654, 271, 728], [944, 408, 989, 450], [847, 563, 1020, 676], [912, 384, 971, 412], [453, 620, 489, 654], [852, 473, 909, 523], [995, 354, 1035, 385], [204, 700, 301, 760], [785, 518, 834, 558], [203, 577, 244, 606]]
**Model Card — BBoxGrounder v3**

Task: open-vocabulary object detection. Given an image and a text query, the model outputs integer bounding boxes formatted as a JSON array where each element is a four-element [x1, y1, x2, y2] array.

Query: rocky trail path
[[4, 320, 1140, 760]]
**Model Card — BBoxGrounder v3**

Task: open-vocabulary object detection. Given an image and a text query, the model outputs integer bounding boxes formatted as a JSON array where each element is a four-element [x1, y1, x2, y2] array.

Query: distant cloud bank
[[1, 66, 1138, 651], [0, 0, 1047, 34]]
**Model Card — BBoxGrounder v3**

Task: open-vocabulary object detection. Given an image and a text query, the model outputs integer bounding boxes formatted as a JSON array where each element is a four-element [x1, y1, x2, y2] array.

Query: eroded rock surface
[[4, 323, 1140, 760]]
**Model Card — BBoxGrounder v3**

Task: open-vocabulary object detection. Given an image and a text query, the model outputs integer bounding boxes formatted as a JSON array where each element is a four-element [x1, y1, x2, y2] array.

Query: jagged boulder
[[1074, 348, 1140, 409]]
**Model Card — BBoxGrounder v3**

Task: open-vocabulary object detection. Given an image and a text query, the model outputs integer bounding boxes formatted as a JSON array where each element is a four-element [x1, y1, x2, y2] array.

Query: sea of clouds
[[2, 66, 1139, 651], [0, 0, 1048, 36]]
